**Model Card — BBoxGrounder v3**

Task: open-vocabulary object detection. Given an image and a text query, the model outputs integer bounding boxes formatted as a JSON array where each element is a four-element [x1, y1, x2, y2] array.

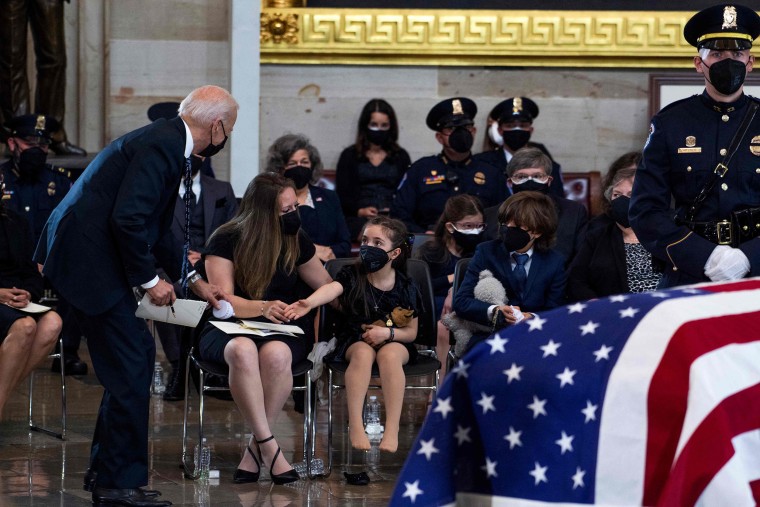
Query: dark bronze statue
[[0, 0, 86, 156]]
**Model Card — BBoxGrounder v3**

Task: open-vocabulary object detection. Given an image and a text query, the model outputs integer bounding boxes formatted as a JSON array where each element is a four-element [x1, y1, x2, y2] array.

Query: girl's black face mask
[[359, 244, 392, 272]]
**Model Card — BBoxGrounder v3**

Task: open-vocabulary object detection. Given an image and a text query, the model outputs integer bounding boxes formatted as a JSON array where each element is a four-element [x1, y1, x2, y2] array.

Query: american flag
[[392, 279, 760, 506]]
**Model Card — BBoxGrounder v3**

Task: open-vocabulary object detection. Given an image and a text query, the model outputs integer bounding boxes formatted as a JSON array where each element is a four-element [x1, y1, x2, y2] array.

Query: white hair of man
[[178, 85, 239, 127]]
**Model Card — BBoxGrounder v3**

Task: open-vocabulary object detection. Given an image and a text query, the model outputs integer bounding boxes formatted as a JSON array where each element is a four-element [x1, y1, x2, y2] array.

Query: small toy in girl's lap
[[362, 306, 415, 330]]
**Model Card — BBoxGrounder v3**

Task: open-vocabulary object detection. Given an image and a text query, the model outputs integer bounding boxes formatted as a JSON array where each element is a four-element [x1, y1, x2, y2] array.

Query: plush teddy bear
[[442, 269, 508, 357], [363, 306, 415, 330]]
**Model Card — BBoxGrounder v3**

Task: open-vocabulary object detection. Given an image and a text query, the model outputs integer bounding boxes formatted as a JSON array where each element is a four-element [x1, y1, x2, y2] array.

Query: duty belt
[[682, 207, 760, 247]]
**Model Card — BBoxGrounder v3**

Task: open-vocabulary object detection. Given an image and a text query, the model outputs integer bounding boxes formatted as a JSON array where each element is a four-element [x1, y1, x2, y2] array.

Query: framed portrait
[[648, 74, 760, 118]]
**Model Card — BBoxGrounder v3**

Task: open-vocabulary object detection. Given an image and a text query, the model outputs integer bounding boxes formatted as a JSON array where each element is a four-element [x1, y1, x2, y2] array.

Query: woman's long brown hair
[[210, 172, 299, 299]]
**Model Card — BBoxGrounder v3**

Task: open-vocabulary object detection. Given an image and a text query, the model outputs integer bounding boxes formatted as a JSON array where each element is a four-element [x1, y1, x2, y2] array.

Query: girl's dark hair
[[601, 151, 641, 212], [264, 133, 324, 185], [354, 98, 402, 156], [348, 216, 411, 317], [497, 191, 557, 252], [416, 194, 484, 265]]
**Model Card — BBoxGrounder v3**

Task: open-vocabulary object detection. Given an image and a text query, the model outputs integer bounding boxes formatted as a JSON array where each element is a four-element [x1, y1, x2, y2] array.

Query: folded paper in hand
[[210, 319, 303, 337], [135, 294, 207, 327]]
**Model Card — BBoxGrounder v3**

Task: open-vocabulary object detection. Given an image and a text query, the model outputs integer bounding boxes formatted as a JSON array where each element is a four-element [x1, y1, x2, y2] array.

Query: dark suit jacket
[[299, 185, 352, 259], [484, 193, 587, 265], [0, 208, 43, 301], [34, 117, 187, 315], [567, 213, 628, 302], [453, 239, 567, 327]]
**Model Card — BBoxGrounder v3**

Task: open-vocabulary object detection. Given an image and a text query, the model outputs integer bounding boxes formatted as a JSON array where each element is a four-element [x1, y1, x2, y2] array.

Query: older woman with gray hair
[[265, 134, 351, 261], [567, 152, 661, 301]]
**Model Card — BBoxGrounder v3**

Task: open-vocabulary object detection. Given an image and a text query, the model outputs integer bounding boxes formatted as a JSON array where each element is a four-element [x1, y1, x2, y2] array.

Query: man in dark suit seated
[[474, 96, 566, 198], [154, 153, 238, 401], [484, 147, 587, 266], [34, 85, 236, 507]]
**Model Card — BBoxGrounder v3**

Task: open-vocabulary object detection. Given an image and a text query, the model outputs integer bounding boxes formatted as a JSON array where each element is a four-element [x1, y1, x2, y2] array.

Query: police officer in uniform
[[391, 97, 508, 233], [630, 4, 760, 288], [2, 114, 87, 375], [475, 97, 566, 198]]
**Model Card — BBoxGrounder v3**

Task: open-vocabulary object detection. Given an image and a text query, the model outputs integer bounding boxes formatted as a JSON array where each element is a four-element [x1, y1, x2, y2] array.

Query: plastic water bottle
[[152, 362, 165, 395], [194, 438, 211, 480], [364, 396, 384, 436]]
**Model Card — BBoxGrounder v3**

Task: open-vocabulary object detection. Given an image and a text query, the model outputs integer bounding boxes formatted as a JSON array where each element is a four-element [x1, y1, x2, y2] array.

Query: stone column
[[229, 0, 261, 196]]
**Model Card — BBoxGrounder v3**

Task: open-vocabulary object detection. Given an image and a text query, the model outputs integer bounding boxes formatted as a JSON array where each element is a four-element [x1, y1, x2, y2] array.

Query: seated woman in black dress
[[198, 173, 332, 484], [567, 152, 662, 301], [266, 134, 351, 262], [0, 202, 61, 418], [336, 98, 411, 240], [413, 194, 485, 379]]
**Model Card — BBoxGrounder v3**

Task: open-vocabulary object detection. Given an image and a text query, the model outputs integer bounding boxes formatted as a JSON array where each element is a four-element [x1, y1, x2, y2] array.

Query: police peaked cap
[[426, 97, 477, 131], [684, 4, 760, 50], [6, 114, 59, 143], [147, 101, 181, 121], [490, 97, 540, 124]]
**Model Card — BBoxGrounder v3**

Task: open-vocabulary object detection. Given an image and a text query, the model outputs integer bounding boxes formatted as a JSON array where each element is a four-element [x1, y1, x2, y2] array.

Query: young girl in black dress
[[285, 216, 420, 453]]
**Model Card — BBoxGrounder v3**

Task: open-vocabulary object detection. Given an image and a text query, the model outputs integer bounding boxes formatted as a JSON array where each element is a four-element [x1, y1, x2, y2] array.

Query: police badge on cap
[[684, 4, 760, 49]]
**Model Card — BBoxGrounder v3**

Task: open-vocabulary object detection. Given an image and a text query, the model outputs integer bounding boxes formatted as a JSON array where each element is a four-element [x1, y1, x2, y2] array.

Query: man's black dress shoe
[[161, 367, 184, 402], [51, 357, 88, 375], [92, 487, 171, 506], [50, 140, 87, 156], [84, 470, 160, 498]]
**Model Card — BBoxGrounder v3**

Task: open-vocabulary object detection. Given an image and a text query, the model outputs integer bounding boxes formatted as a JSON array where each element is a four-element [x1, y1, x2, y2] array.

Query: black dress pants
[[72, 289, 154, 489]]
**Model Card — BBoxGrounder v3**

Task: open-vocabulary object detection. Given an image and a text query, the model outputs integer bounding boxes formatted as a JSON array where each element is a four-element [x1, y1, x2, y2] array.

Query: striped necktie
[[180, 157, 192, 297]]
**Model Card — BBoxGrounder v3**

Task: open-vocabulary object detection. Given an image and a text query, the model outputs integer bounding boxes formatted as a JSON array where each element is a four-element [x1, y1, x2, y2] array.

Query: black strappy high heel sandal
[[233, 444, 261, 483], [256, 435, 299, 485]]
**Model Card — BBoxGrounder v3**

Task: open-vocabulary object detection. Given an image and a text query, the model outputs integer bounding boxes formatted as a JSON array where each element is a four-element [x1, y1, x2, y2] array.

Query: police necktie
[[513, 253, 529, 298], [180, 157, 192, 297]]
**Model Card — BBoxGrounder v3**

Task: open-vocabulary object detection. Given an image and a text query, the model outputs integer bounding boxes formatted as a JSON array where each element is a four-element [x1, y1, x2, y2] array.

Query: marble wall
[[58, 1, 688, 186]]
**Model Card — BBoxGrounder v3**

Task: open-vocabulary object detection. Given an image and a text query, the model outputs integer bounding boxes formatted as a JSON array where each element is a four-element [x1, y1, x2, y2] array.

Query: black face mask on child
[[499, 225, 532, 253], [359, 245, 393, 273]]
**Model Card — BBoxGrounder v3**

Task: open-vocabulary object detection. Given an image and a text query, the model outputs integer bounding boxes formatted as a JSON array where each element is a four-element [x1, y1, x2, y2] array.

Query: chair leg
[[181, 353, 194, 477], [325, 367, 334, 477], [28, 337, 66, 440]]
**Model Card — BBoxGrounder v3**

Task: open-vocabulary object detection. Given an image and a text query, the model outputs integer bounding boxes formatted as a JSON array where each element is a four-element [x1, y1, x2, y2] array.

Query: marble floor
[[0, 344, 434, 506]]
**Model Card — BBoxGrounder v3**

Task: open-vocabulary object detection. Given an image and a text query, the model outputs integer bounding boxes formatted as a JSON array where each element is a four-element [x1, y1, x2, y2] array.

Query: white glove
[[704, 245, 750, 281]]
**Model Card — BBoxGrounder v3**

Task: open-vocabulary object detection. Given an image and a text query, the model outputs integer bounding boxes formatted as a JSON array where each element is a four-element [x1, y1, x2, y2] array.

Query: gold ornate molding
[[260, 9, 698, 68]]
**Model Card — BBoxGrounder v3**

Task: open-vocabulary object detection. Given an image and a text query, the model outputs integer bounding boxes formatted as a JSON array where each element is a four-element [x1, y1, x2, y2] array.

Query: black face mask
[[447, 128, 474, 153], [609, 195, 631, 228], [359, 244, 392, 273], [284, 165, 313, 190], [451, 229, 484, 254], [511, 179, 550, 194], [280, 209, 301, 236], [502, 129, 531, 151], [189, 155, 204, 176], [499, 225, 532, 253], [703, 58, 747, 96], [16, 147, 47, 180], [366, 129, 390, 146], [197, 121, 228, 158]]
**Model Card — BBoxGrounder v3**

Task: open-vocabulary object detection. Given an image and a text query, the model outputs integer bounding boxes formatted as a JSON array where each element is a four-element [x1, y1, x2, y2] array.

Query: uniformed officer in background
[[2, 114, 72, 241], [475, 97, 566, 198], [2, 114, 87, 375], [391, 97, 508, 233], [630, 3, 760, 288]]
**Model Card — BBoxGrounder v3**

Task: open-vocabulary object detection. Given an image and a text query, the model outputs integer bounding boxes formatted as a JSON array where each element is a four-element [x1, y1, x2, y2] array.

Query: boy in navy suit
[[453, 191, 567, 350]]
